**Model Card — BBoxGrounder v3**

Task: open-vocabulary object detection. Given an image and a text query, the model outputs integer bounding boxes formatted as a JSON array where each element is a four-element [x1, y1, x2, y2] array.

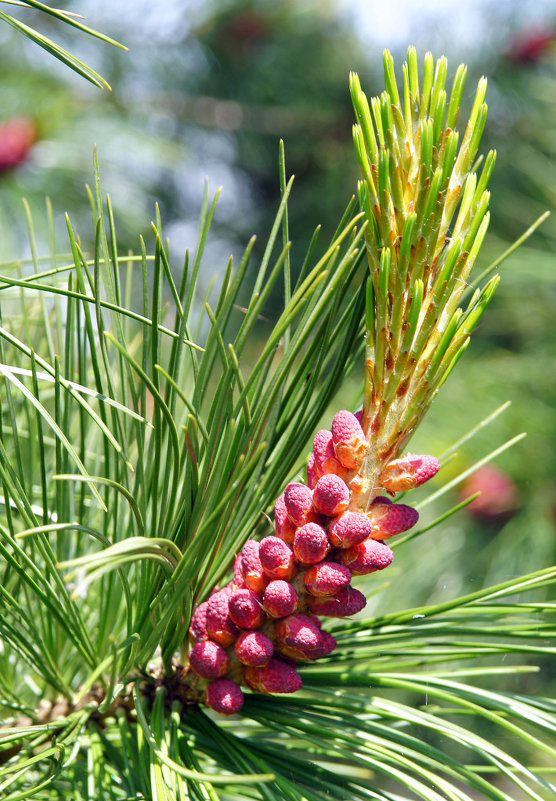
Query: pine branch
[[0, 47, 553, 801]]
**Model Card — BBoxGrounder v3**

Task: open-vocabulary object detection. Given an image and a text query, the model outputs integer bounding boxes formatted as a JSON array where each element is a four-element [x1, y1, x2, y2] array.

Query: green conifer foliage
[[0, 44, 554, 801]]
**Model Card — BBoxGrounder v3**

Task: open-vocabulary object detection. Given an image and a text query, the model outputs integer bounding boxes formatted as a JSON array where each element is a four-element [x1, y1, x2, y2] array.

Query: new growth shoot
[[350, 48, 498, 509]]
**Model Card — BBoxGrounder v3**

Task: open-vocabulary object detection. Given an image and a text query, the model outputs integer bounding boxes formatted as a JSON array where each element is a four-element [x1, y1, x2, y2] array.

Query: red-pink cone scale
[[304, 562, 351, 596], [240, 539, 269, 594], [228, 589, 265, 629], [189, 601, 209, 642], [244, 659, 302, 694], [308, 585, 367, 617], [263, 580, 298, 617], [312, 430, 349, 479], [189, 640, 229, 679], [259, 537, 296, 580], [205, 678, 244, 715], [274, 613, 324, 659], [205, 588, 239, 646], [338, 539, 394, 575], [233, 553, 246, 588], [306, 453, 319, 489], [284, 482, 314, 526], [189, 410, 439, 713], [331, 410, 366, 469], [312, 474, 350, 517], [379, 453, 440, 493], [328, 511, 372, 548], [235, 631, 274, 666], [274, 494, 296, 544], [366, 501, 419, 539], [293, 522, 330, 564]]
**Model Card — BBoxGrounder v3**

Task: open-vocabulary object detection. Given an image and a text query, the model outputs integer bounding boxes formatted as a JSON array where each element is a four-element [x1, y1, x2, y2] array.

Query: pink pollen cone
[[284, 482, 314, 526], [233, 553, 246, 588], [240, 539, 269, 594], [304, 561, 351, 597], [259, 536, 295, 580], [312, 474, 350, 517], [274, 494, 296, 544], [367, 502, 418, 539], [372, 494, 393, 505], [311, 630, 337, 657], [263, 580, 298, 618], [228, 588, 265, 629], [331, 410, 367, 469], [306, 452, 319, 489], [379, 453, 440, 493], [293, 522, 330, 564], [312, 430, 350, 479], [189, 640, 229, 679], [189, 601, 209, 641], [328, 511, 373, 548], [274, 613, 323, 659], [308, 585, 367, 617], [235, 630, 274, 666], [338, 539, 394, 575], [205, 588, 239, 646], [206, 678, 244, 715], [244, 658, 302, 694]]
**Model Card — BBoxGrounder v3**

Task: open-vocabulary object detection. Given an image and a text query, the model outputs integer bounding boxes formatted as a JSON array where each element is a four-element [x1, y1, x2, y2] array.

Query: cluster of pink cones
[[188, 410, 440, 714]]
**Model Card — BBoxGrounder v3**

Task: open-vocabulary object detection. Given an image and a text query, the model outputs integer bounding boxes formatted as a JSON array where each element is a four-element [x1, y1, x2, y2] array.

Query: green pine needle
[[0, 0, 126, 89]]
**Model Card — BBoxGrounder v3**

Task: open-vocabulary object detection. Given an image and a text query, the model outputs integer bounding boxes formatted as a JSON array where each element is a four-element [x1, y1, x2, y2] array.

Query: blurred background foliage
[[0, 0, 555, 616]]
